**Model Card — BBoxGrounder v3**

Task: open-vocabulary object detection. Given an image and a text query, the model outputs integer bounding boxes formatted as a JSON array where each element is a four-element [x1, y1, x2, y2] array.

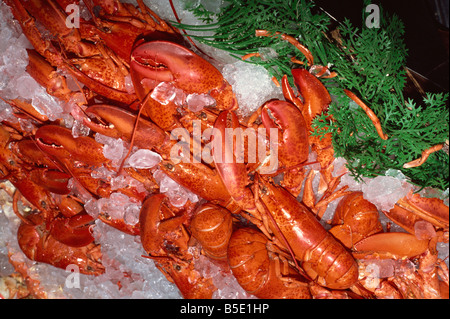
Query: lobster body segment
[[190, 203, 233, 261]]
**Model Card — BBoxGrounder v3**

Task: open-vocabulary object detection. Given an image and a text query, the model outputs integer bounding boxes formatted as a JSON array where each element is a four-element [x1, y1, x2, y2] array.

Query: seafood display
[[0, 0, 448, 299]]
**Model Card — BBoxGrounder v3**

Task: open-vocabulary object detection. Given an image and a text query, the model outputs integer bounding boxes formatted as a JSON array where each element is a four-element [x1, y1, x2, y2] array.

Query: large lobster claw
[[290, 68, 332, 127], [131, 40, 224, 97], [130, 41, 237, 111], [212, 110, 257, 213], [35, 125, 107, 166], [140, 194, 190, 257], [84, 104, 167, 150], [49, 212, 95, 247], [287, 68, 335, 187], [352, 232, 429, 259], [260, 100, 309, 168]]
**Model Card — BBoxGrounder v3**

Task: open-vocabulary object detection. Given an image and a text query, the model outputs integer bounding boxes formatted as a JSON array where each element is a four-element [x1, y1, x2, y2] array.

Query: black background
[[314, 0, 449, 91]]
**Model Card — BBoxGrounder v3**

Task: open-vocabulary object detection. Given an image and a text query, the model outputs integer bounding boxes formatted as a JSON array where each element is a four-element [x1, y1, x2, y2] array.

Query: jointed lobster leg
[[344, 89, 388, 140]]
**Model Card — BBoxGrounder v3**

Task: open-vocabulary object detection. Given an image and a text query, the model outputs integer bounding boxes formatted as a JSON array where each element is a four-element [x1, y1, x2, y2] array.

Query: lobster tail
[[302, 232, 359, 289]]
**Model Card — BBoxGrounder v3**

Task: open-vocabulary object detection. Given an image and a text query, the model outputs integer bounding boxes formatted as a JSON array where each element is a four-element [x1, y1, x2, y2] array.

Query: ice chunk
[[332, 157, 349, 177], [14, 75, 40, 99], [200, 0, 226, 14], [32, 91, 64, 121], [71, 119, 90, 138], [385, 168, 407, 180], [222, 60, 282, 118], [414, 220, 436, 240], [94, 192, 141, 222], [124, 74, 135, 94], [361, 175, 413, 212], [338, 173, 366, 192], [193, 254, 256, 299], [127, 149, 162, 169], [186, 93, 216, 112], [258, 47, 279, 61], [84, 198, 100, 219], [95, 133, 125, 162], [91, 166, 115, 180], [153, 169, 199, 207], [150, 81, 185, 106], [124, 204, 140, 225]]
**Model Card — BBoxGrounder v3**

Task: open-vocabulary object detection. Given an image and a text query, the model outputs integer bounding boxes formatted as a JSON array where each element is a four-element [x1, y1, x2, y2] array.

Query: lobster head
[[130, 40, 225, 100]]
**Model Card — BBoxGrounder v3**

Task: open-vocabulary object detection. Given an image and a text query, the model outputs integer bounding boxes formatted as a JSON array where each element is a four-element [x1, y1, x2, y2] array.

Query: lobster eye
[[164, 163, 174, 171]]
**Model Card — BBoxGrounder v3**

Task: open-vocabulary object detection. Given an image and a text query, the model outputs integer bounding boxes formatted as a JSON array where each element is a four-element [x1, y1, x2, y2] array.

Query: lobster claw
[[158, 160, 231, 203], [84, 104, 167, 150], [30, 169, 71, 195], [140, 194, 190, 257], [384, 191, 449, 235], [35, 125, 107, 166], [130, 40, 237, 110], [260, 100, 309, 170], [289, 68, 335, 187], [16, 139, 60, 170], [212, 110, 257, 213], [49, 212, 95, 247], [290, 68, 332, 126], [352, 232, 429, 259], [131, 40, 223, 97]]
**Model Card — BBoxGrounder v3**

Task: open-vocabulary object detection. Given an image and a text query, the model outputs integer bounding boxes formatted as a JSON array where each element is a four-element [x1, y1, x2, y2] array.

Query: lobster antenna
[[12, 190, 35, 225], [168, 0, 215, 61], [117, 91, 153, 175]]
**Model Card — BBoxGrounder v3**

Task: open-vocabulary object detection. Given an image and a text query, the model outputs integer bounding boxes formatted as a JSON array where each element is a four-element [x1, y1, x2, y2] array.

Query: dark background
[[314, 0, 449, 91]]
